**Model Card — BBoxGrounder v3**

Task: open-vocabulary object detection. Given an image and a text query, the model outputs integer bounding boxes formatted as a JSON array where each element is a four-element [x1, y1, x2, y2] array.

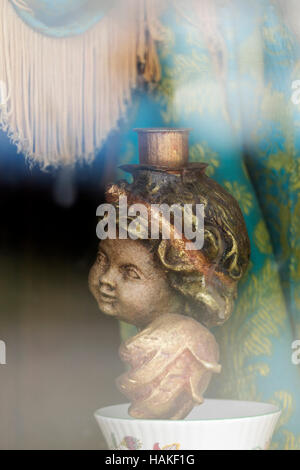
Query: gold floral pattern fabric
[[117, 0, 300, 449]]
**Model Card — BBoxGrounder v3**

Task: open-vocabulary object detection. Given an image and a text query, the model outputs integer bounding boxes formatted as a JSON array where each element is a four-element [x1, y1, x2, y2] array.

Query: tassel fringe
[[0, 0, 166, 168]]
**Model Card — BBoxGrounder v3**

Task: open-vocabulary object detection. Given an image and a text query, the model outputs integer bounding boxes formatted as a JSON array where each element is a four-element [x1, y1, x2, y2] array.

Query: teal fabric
[[116, 0, 300, 450], [10, 0, 117, 37]]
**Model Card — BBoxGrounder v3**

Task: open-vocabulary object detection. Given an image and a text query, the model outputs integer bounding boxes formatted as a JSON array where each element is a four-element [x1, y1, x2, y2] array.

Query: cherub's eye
[[121, 265, 141, 280], [97, 250, 107, 265]]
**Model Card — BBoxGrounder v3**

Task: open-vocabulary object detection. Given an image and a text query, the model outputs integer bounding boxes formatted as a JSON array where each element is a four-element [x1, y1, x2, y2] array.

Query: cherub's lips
[[98, 291, 117, 304]]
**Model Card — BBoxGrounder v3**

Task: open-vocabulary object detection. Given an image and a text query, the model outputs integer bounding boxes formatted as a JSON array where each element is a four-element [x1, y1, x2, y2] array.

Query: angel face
[[88, 238, 181, 328]]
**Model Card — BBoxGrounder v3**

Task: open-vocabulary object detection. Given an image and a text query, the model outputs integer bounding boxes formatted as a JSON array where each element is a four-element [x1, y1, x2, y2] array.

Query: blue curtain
[[115, 0, 300, 450], [9, 0, 116, 37]]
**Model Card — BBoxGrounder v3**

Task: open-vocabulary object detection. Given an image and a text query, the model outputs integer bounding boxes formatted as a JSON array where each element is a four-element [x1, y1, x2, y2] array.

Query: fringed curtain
[[0, 0, 166, 168]]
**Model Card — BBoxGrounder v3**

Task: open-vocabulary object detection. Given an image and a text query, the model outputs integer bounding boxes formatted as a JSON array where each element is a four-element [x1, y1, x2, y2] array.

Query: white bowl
[[95, 399, 281, 450]]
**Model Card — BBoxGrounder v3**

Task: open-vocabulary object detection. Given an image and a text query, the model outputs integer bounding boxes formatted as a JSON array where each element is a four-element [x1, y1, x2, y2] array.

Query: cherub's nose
[[99, 281, 115, 294], [99, 266, 118, 292]]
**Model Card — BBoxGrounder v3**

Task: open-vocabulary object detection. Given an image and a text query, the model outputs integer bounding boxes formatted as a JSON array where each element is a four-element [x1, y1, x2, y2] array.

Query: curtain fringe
[[0, 0, 166, 168]]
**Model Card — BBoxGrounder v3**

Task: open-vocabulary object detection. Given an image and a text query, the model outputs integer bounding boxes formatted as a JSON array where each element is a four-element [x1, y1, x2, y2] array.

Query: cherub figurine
[[89, 129, 250, 420]]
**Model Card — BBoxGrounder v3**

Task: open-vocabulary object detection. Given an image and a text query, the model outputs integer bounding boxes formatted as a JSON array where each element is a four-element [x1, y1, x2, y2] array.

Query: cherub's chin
[[98, 301, 118, 317]]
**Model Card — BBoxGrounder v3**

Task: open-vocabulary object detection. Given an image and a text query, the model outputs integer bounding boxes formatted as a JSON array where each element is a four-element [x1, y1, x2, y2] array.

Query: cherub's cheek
[[118, 282, 149, 308], [88, 263, 99, 288]]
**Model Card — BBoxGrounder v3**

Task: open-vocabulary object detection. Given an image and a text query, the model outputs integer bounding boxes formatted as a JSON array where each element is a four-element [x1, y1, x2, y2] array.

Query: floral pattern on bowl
[[111, 433, 180, 450]]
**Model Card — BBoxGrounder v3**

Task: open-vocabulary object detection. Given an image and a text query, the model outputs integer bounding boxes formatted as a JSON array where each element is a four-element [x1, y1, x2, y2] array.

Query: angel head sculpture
[[89, 128, 250, 419]]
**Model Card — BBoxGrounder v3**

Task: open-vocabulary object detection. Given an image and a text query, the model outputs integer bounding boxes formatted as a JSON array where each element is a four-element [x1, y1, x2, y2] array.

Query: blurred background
[[0, 129, 126, 450]]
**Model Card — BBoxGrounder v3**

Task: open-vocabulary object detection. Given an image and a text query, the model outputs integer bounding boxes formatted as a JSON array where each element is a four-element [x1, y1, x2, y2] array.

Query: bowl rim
[[94, 399, 281, 423]]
